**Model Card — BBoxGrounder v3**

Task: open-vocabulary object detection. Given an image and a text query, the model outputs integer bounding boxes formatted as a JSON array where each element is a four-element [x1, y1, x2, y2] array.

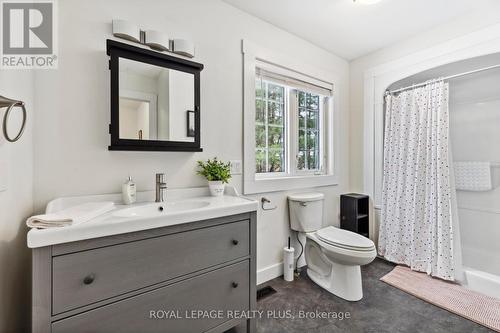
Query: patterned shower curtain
[[379, 80, 455, 281]]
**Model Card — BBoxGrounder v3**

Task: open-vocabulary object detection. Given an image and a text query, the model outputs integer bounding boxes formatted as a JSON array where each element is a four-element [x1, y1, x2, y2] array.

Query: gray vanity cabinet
[[32, 212, 257, 333]]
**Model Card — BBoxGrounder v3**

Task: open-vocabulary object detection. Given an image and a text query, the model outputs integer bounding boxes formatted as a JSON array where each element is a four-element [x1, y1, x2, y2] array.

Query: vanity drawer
[[52, 220, 249, 315], [52, 260, 249, 333]]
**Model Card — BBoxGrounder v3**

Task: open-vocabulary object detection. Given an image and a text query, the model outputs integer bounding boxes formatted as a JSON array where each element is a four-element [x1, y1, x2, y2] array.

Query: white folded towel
[[454, 161, 492, 191], [26, 202, 115, 229]]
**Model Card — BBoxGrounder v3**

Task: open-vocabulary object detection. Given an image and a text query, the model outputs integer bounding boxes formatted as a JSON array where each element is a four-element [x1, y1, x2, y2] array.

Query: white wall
[[0, 71, 34, 332], [33, 0, 350, 283]]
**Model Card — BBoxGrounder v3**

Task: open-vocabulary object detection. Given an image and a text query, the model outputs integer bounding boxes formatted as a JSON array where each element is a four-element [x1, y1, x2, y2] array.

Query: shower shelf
[[454, 161, 500, 192]]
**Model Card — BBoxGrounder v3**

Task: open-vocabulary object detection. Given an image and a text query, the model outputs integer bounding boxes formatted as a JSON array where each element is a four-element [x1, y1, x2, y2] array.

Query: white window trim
[[242, 40, 340, 194]]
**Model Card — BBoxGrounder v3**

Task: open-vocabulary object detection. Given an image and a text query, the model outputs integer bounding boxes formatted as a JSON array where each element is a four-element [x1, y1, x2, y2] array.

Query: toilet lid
[[288, 192, 324, 202], [316, 227, 374, 251]]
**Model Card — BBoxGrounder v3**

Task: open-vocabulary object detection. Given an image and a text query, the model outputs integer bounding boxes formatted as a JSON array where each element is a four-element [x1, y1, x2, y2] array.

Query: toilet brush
[[283, 237, 295, 282]]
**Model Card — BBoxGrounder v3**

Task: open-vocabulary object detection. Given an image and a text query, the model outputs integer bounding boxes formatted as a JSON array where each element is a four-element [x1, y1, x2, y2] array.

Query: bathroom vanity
[[29, 188, 257, 333]]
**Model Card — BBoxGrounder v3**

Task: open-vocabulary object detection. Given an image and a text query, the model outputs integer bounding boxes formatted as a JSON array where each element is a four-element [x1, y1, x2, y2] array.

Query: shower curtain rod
[[386, 63, 500, 95]]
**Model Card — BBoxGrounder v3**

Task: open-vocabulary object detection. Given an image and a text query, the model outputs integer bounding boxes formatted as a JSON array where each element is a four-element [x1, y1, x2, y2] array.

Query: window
[[242, 40, 338, 194], [254, 71, 329, 179]]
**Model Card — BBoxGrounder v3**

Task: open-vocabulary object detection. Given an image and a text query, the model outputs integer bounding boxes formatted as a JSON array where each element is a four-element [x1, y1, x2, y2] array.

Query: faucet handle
[[156, 173, 165, 183]]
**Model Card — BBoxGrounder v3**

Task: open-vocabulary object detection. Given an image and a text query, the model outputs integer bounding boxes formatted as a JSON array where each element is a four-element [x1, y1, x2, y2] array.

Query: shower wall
[[449, 67, 500, 277]]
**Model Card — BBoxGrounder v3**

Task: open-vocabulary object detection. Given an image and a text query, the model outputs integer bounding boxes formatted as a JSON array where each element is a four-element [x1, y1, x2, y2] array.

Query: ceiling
[[223, 0, 497, 60]]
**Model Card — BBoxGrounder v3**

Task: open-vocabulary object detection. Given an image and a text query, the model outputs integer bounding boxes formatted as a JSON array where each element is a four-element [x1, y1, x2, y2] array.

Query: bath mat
[[381, 266, 500, 332]]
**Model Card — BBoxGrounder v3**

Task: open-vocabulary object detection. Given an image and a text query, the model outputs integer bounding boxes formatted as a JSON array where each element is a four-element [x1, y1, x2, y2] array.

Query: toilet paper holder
[[261, 197, 277, 211]]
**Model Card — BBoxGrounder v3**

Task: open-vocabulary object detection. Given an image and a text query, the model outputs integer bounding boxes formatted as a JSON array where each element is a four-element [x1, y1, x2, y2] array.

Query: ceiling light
[[353, 0, 382, 5]]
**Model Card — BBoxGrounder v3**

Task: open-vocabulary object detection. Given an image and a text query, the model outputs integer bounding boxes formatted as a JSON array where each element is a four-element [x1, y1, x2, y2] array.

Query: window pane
[[307, 150, 319, 170], [255, 79, 285, 174], [255, 99, 265, 124], [268, 84, 284, 102], [307, 110, 318, 128], [255, 124, 266, 148], [297, 91, 321, 171], [298, 92, 305, 107], [268, 126, 283, 148], [255, 149, 266, 173], [268, 101, 283, 126], [307, 130, 318, 150], [298, 108, 306, 128], [297, 151, 305, 170], [306, 94, 319, 110], [298, 129, 305, 148], [268, 149, 284, 172]]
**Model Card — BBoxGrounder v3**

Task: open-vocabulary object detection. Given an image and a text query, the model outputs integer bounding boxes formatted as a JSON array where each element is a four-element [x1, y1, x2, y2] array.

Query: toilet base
[[307, 262, 363, 301]]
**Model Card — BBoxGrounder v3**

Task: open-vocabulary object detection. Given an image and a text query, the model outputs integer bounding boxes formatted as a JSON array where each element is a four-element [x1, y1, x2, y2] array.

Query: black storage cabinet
[[340, 193, 369, 238]]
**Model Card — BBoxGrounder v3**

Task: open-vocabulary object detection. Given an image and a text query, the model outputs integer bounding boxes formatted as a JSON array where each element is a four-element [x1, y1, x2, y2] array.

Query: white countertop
[[27, 186, 258, 248]]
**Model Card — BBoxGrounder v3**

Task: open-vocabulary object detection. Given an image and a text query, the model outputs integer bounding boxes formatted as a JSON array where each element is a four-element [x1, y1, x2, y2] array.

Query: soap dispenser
[[122, 176, 136, 205]]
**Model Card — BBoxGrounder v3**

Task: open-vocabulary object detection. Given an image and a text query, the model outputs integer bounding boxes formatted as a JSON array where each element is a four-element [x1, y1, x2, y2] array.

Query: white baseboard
[[257, 262, 283, 285], [257, 262, 307, 285]]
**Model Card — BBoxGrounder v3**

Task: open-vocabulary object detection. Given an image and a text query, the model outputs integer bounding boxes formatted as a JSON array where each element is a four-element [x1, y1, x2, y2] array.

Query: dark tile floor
[[256, 259, 493, 333]]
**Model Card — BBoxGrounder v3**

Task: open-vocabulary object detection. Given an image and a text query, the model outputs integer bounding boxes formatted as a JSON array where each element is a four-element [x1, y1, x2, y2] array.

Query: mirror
[[107, 39, 203, 151], [119, 58, 195, 142]]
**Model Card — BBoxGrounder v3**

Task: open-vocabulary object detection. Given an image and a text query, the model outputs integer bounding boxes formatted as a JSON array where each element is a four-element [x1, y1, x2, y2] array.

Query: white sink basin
[[113, 200, 211, 218], [28, 186, 259, 248]]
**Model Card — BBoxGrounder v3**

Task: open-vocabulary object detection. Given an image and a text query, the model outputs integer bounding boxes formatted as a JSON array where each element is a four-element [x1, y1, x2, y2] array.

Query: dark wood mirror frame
[[106, 39, 204, 152]]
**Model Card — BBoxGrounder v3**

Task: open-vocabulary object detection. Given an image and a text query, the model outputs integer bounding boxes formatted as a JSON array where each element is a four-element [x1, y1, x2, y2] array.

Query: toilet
[[288, 192, 376, 301]]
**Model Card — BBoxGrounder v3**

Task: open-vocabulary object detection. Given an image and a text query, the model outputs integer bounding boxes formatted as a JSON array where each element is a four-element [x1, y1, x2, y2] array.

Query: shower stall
[[383, 53, 500, 299]]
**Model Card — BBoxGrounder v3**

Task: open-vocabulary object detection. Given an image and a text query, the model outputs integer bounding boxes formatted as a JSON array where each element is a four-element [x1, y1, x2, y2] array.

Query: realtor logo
[[1, 0, 57, 68]]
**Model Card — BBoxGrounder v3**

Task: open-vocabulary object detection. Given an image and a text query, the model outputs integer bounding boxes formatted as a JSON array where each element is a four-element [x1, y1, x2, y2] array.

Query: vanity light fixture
[[112, 19, 141, 43], [111, 20, 196, 59], [144, 30, 170, 52], [353, 0, 382, 4], [172, 39, 195, 58]]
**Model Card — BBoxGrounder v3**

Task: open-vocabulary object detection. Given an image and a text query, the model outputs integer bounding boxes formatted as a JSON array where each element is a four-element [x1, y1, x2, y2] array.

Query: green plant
[[197, 158, 232, 183]]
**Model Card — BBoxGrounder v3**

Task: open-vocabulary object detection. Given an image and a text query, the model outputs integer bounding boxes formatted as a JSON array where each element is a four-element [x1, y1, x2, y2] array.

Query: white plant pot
[[208, 181, 225, 197]]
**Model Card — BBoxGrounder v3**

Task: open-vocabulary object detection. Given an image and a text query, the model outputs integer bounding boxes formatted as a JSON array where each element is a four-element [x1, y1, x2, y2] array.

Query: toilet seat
[[316, 226, 375, 252]]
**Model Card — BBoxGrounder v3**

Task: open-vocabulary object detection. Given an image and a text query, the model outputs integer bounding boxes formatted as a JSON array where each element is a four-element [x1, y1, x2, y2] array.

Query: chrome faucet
[[155, 173, 167, 203]]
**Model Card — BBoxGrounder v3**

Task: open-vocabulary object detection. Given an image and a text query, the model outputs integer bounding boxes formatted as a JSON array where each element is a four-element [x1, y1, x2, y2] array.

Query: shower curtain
[[379, 80, 456, 281]]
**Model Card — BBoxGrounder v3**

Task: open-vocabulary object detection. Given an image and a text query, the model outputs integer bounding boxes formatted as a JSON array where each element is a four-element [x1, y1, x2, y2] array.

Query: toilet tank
[[288, 192, 324, 232]]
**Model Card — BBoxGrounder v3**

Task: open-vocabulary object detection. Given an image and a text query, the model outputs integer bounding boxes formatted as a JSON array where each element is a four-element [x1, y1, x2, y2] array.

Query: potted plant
[[197, 158, 231, 196]]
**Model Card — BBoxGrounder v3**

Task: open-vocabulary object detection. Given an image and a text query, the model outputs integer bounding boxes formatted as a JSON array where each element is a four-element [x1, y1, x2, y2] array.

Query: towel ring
[[0, 95, 27, 143]]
